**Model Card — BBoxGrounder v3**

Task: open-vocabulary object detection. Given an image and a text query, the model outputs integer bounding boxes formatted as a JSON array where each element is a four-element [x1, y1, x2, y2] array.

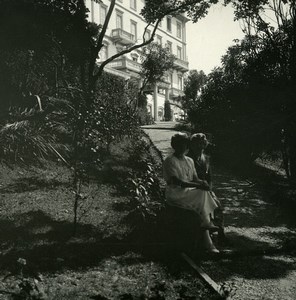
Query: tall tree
[[139, 43, 175, 96], [182, 69, 207, 114], [224, 0, 296, 179]]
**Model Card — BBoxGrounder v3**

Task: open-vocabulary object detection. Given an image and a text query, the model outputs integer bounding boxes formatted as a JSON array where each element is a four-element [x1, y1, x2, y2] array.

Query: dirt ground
[[204, 167, 296, 300]]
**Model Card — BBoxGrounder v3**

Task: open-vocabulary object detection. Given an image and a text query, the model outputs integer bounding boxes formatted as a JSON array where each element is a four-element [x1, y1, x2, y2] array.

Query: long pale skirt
[[165, 185, 218, 219]]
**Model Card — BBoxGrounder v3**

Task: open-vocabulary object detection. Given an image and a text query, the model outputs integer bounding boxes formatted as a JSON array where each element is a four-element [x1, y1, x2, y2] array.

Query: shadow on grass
[[112, 200, 133, 212], [200, 233, 296, 283], [211, 253, 296, 281], [0, 176, 70, 194], [0, 208, 180, 277], [0, 210, 142, 274], [213, 168, 296, 230]]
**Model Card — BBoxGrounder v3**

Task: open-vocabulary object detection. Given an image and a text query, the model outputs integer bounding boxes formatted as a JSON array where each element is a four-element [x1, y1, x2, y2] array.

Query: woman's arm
[[193, 174, 210, 190], [192, 159, 210, 190], [205, 155, 213, 190], [168, 176, 210, 190]]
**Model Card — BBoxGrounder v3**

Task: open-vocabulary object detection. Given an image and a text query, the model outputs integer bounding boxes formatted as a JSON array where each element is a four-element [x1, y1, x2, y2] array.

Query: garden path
[[142, 121, 296, 300]]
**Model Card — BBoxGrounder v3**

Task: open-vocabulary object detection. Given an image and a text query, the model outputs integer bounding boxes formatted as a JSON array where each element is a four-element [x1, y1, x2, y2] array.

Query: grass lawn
[[0, 136, 216, 300]]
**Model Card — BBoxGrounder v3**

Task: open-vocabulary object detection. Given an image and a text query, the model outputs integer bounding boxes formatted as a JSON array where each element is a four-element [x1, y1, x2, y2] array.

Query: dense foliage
[[139, 43, 175, 94], [142, 0, 219, 23], [125, 137, 164, 223], [181, 70, 207, 118], [137, 43, 175, 124], [86, 73, 140, 152], [186, 0, 296, 180]]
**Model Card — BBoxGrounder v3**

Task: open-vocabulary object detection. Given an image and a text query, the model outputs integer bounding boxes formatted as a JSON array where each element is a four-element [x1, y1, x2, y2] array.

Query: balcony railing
[[108, 56, 141, 73], [170, 87, 184, 98], [173, 58, 189, 72], [111, 28, 135, 45]]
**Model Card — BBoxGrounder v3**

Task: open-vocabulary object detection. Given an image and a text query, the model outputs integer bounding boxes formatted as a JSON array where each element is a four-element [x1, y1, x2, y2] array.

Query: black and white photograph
[[0, 0, 296, 299]]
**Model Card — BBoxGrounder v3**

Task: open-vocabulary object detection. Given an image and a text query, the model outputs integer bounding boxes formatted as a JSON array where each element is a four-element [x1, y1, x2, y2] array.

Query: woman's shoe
[[204, 244, 220, 254], [207, 247, 220, 254]]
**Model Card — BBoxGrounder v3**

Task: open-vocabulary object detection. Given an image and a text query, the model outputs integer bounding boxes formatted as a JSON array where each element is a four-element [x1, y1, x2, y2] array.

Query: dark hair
[[190, 133, 208, 145], [171, 133, 189, 150]]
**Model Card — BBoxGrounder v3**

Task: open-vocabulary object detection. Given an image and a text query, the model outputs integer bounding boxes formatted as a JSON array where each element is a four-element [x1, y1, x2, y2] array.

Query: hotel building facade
[[85, 0, 189, 121]]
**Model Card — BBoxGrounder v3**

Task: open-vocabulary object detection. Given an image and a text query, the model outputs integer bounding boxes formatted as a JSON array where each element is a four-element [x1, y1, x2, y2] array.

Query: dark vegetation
[[181, 0, 296, 184]]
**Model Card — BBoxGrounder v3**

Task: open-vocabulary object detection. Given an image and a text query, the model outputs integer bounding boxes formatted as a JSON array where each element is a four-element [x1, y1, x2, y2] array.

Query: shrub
[[124, 136, 164, 223], [164, 101, 172, 121], [85, 73, 140, 152], [138, 106, 154, 126]]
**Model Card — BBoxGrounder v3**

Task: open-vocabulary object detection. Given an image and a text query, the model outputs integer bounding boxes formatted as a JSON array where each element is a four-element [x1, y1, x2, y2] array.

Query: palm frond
[[0, 120, 69, 164], [46, 97, 75, 111]]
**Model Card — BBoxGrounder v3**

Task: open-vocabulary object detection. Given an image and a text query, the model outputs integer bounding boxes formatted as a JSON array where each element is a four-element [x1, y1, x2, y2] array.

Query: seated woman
[[163, 133, 219, 253], [187, 133, 213, 189], [187, 133, 224, 233]]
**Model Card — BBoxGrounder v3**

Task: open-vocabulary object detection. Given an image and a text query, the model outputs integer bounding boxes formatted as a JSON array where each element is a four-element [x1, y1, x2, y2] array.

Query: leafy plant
[[124, 137, 164, 223], [127, 162, 163, 222], [2, 258, 46, 300], [85, 73, 140, 152], [139, 42, 175, 96], [218, 281, 237, 299]]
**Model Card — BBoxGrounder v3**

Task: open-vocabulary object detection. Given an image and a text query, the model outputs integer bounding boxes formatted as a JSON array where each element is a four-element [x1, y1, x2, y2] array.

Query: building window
[[158, 107, 164, 119], [166, 17, 172, 32], [100, 5, 107, 25], [116, 46, 123, 53], [90, 0, 94, 22], [116, 12, 123, 29], [164, 74, 169, 82], [158, 88, 165, 95], [144, 29, 151, 41], [177, 46, 182, 59], [178, 76, 183, 90], [176, 21, 182, 38], [156, 35, 162, 45], [131, 53, 139, 62], [130, 0, 136, 10], [130, 20, 137, 40], [170, 73, 173, 87], [166, 41, 172, 53]]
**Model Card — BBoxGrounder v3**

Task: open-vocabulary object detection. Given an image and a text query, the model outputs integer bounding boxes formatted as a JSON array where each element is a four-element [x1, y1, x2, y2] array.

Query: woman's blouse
[[163, 154, 197, 184], [196, 154, 211, 181], [187, 152, 212, 183]]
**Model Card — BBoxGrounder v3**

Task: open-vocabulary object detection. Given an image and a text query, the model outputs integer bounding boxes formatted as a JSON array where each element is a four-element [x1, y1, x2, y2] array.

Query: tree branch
[[91, 0, 214, 83], [93, 18, 162, 80], [142, 22, 152, 42], [139, 78, 149, 95], [96, 0, 116, 53], [88, 0, 116, 84]]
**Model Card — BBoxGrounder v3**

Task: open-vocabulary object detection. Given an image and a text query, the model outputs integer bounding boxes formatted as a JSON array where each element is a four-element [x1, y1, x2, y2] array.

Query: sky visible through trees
[[187, 3, 244, 73]]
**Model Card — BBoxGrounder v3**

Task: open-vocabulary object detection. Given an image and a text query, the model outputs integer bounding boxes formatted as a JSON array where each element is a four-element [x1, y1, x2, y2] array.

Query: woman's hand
[[200, 180, 210, 190]]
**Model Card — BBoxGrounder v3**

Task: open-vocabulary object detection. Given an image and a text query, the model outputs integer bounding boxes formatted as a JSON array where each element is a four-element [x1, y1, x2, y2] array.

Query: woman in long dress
[[187, 133, 213, 188], [163, 133, 219, 253], [188, 133, 225, 235]]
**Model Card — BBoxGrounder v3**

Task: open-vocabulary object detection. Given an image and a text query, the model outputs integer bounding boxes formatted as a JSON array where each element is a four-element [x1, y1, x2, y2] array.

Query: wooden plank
[[181, 252, 225, 299]]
